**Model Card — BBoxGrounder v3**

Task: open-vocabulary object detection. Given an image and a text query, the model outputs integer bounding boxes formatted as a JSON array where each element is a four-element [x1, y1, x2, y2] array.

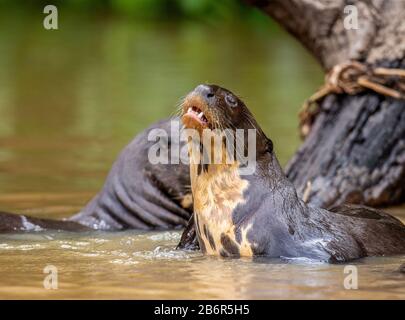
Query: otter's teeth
[[188, 107, 192, 113], [198, 112, 204, 119]]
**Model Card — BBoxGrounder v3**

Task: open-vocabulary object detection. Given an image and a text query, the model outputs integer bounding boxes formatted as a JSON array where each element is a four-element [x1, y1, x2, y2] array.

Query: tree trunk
[[247, 0, 405, 208]]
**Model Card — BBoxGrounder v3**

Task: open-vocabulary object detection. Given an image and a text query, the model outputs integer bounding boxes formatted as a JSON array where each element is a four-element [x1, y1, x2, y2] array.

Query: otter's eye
[[225, 94, 238, 108]]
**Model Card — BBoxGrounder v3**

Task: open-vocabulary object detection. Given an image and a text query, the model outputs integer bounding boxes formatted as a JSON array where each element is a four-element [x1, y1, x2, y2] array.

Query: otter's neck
[[189, 142, 305, 223], [189, 142, 308, 256], [190, 162, 249, 215]]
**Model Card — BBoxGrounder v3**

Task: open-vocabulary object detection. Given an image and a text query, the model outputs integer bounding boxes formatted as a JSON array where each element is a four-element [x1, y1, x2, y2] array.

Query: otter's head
[[181, 84, 272, 161], [182, 84, 253, 131]]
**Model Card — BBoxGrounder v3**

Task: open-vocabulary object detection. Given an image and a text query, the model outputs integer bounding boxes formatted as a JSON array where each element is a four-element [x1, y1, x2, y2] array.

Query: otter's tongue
[[183, 106, 209, 128]]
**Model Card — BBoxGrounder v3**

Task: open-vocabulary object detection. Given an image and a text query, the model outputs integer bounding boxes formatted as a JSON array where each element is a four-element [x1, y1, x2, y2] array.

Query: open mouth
[[182, 105, 209, 128]]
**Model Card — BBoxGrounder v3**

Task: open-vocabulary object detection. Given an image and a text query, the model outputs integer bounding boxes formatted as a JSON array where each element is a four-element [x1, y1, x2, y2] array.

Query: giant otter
[[0, 119, 192, 233], [69, 118, 192, 230], [179, 84, 405, 262]]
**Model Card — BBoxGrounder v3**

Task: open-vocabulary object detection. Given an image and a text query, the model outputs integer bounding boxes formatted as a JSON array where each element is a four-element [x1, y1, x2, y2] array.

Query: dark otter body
[[70, 118, 192, 230], [0, 211, 89, 233], [0, 118, 192, 233], [179, 84, 405, 262]]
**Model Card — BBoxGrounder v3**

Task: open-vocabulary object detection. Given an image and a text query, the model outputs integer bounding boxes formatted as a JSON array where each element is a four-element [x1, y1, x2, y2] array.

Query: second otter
[[181, 84, 405, 262]]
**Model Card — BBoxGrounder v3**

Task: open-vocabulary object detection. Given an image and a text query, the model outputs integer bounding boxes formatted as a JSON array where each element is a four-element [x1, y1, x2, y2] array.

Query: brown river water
[[0, 12, 404, 299]]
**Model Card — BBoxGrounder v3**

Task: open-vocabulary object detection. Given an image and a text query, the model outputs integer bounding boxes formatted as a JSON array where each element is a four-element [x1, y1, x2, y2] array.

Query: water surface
[[0, 230, 404, 299]]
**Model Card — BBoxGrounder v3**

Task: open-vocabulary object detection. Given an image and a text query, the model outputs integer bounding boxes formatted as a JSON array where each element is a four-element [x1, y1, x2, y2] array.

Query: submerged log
[[247, 0, 405, 207]]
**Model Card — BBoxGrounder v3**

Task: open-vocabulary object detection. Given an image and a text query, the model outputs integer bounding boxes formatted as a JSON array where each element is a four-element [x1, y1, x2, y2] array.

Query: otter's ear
[[266, 139, 273, 153]]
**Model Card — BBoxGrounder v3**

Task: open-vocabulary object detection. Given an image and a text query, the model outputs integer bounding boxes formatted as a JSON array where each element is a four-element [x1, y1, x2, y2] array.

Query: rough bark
[[247, 0, 405, 207]]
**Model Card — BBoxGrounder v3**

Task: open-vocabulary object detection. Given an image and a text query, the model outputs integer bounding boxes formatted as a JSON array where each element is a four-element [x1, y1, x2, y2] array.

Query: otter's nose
[[194, 84, 215, 102]]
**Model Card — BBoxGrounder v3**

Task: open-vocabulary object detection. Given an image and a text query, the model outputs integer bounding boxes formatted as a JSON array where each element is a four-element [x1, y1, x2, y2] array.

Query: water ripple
[[132, 246, 199, 261]]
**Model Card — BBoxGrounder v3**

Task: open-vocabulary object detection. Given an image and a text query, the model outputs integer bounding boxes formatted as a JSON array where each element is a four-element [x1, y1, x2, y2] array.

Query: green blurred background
[[0, 0, 322, 216], [1, 0, 278, 22]]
